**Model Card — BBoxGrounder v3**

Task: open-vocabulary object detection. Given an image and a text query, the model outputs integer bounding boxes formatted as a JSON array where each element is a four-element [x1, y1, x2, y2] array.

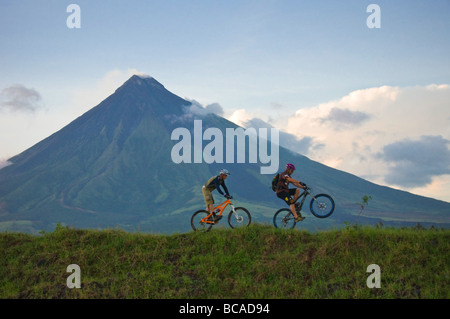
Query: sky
[[0, 0, 449, 202]]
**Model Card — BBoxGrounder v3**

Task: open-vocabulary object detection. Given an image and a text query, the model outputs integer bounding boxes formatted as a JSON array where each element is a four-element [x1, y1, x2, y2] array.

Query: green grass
[[0, 224, 448, 299]]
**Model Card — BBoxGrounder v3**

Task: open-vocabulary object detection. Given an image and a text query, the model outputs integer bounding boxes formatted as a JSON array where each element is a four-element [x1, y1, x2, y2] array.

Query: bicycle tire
[[273, 208, 297, 229], [191, 210, 214, 232], [228, 207, 251, 229], [309, 194, 335, 218]]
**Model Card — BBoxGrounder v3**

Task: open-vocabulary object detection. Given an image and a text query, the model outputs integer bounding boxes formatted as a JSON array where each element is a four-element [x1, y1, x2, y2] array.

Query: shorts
[[277, 188, 297, 206], [202, 186, 214, 207]]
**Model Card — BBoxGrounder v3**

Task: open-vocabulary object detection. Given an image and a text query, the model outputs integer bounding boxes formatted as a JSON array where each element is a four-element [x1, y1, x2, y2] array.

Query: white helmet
[[220, 169, 230, 176]]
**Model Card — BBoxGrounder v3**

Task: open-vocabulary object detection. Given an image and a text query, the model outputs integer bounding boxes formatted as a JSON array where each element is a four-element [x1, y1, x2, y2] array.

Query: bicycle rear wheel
[[228, 207, 251, 229], [191, 210, 213, 232], [273, 208, 297, 229], [310, 194, 335, 218]]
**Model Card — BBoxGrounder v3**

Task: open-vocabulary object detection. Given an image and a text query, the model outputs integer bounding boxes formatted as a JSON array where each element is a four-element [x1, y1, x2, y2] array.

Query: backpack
[[271, 173, 280, 192]]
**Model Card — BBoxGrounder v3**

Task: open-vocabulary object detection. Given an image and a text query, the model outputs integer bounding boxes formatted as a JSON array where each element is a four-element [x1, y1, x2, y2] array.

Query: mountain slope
[[0, 75, 449, 233]]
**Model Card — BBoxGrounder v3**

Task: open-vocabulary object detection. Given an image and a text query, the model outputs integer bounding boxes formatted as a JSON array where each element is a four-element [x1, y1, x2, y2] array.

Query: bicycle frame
[[293, 188, 313, 210], [200, 198, 234, 224], [286, 187, 321, 216], [276, 189, 311, 227]]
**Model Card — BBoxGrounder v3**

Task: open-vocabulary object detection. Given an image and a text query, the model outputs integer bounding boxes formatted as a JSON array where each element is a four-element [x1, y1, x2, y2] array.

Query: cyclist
[[276, 163, 306, 222], [202, 169, 232, 220]]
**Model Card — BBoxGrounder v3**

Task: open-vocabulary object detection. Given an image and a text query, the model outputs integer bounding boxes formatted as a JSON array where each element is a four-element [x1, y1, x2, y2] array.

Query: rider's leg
[[293, 188, 300, 202], [278, 190, 302, 220], [287, 189, 299, 218], [290, 188, 304, 221], [290, 203, 299, 219], [203, 187, 214, 213]]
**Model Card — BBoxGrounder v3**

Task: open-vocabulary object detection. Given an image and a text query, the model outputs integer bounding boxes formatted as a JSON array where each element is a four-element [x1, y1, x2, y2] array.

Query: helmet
[[220, 169, 230, 176], [286, 163, 296, 171]]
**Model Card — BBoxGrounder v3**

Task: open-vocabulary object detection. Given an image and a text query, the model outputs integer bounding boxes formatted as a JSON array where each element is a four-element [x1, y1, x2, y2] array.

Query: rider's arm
[[214, 177, 231, 197], [213, 177, 225, 195], [213, 177, 230, 197], [221, 182, 230, 197], [286, 176, 306, 189]]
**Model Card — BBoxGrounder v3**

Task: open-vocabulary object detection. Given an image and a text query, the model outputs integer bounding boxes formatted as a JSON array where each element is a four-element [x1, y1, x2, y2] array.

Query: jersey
[[276, 169, 291, 194], [204, 175, 230, 196]]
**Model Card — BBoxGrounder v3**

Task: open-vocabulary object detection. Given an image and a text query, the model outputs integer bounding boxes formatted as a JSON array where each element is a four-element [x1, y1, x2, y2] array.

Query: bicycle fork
[[229, 205, 244, 223]]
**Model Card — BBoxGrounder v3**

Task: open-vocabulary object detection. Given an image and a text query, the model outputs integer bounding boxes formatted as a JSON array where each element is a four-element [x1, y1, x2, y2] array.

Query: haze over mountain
[[0, 75, 449, 234]]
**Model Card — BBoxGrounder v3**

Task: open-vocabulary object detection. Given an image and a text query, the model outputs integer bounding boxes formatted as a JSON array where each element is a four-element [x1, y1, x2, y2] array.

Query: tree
[[356, 195, 372, 224]]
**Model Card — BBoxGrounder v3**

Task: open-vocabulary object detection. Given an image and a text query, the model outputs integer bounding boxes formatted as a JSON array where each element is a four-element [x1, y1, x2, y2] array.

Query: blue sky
[[1, 0, 450, 201]]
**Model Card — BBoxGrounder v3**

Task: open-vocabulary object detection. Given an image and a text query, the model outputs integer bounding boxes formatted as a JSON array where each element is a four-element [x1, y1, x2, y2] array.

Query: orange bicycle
[[191, 197, 251, 232]]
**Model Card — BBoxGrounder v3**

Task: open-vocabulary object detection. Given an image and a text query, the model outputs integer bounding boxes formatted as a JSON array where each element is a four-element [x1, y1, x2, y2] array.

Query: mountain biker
[[202, 169, 232, 218], [276, 163, 306, 222]]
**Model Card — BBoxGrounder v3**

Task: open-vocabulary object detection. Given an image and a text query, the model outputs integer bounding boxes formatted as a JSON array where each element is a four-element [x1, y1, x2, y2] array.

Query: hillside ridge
[[1, 224, 448, 299]]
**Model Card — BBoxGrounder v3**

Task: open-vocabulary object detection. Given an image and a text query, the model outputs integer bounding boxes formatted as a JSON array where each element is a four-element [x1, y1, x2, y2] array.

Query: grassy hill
[[1, 224, 448, 299]]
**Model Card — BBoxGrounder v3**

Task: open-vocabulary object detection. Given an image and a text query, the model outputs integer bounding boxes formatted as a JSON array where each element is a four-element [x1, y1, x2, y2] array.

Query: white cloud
[[225, 109, 316, 156], [284, 84, 450, 201], [185, 99, 224, 117], [0, 159, 12, 170], [227, 108, 271, 127]]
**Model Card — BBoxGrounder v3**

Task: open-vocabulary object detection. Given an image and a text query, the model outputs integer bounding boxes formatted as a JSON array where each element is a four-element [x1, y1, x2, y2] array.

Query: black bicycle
[[273, 185, 335, 229]]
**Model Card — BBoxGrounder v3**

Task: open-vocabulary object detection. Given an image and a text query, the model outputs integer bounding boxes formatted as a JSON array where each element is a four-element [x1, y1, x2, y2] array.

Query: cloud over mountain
[[185, 99, 224, 116], [235, 117, 317, 156], [0, 159, 12, 170]]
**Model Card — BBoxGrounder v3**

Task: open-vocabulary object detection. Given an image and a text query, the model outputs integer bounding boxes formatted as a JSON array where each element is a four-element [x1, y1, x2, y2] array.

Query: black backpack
[[271, 173, 280, 192]]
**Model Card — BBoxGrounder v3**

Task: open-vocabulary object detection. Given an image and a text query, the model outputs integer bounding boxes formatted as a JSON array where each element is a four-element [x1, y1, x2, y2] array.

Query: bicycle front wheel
[[228, 207, 251, 229], [191, 210, 213, 232], [273, 208, 296, 229], [310, 194, 335, 218]]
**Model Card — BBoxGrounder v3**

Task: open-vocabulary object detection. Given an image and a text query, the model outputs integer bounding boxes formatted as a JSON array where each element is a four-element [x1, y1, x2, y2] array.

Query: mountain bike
[[191, 197, 251, 232], [273, 185, 335, 229]]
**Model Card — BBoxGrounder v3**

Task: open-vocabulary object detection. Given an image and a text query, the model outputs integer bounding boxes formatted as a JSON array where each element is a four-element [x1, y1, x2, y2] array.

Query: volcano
[[0, 75, 449, 233]]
